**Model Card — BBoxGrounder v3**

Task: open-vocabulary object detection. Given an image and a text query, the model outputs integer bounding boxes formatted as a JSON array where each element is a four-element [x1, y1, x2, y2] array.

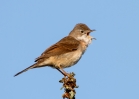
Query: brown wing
[[35, 36, 80, 62]]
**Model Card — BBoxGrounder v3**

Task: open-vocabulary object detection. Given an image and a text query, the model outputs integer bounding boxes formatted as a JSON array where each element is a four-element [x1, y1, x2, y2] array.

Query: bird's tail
[[14, 63, 37, 77]]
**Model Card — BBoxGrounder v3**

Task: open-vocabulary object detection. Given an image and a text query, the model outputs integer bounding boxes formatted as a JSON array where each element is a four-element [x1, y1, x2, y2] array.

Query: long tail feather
[[14, 63, 36, 77]]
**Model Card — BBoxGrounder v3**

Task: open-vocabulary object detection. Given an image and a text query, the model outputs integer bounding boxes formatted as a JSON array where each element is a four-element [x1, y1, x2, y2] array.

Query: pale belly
[[50, 50, 83, 68]]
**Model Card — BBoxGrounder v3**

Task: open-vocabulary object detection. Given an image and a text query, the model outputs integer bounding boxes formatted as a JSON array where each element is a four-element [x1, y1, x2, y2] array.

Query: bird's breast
[[58, 50, 83, 68]]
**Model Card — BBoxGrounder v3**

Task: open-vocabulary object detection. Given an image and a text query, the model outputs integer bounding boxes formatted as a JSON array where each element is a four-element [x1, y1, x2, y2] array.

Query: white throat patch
[[77, 35, 92, 45]]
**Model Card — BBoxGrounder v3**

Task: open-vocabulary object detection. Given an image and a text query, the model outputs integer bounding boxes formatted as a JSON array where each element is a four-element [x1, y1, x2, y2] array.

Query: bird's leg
[[56, 65, 69, 76], [56, 68, 67, 76]]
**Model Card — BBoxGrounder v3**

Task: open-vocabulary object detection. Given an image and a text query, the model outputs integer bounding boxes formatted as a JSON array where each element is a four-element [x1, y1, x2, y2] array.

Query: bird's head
[[69, 23, 96, 45]]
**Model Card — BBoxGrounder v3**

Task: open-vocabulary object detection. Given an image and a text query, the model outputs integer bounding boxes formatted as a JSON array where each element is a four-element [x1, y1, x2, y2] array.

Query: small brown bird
[[14, 23, 95, 76]]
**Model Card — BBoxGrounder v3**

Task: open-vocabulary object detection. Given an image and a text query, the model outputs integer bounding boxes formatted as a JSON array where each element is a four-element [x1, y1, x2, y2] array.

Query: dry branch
[[59, 72, 78, 99]]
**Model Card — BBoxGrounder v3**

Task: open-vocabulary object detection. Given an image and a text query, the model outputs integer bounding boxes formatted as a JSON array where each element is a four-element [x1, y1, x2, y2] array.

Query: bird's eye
[[80, 30, 84, 33]]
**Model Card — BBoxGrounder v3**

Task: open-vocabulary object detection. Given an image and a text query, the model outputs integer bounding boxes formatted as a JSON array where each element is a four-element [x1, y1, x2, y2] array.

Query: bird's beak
[[90, 29, 96, 40], [92, 37, 96, 40], [87, 29, 96, 35], [90, 29, 96, 32], [90, 37, 96, 40]]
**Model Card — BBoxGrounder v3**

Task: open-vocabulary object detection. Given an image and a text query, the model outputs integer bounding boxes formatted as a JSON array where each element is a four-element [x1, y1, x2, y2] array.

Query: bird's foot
[[56, 66, 75, 78]]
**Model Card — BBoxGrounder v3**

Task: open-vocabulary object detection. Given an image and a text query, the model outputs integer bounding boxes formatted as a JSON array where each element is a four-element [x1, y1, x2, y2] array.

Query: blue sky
[[1, 0, 139, 99]]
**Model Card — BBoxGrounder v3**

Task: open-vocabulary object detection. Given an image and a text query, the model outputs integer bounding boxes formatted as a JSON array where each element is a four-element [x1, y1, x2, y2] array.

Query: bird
[[14, 23, 96, 77]]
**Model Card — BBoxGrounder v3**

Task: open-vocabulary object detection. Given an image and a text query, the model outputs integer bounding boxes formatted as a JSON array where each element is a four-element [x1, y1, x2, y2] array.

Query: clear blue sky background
[[1, 0, 139, 99]]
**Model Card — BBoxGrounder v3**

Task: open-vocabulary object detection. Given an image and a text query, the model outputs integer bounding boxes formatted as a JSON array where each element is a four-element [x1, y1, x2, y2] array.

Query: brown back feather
[[35, 36, 80, 63]]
